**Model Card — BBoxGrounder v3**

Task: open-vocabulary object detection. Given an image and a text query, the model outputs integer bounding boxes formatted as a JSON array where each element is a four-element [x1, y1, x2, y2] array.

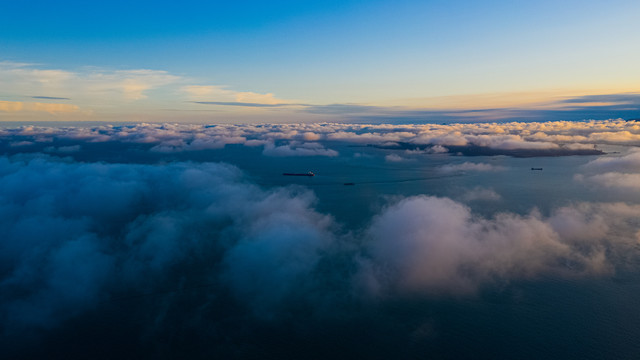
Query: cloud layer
[[1, 119, 639, 158]]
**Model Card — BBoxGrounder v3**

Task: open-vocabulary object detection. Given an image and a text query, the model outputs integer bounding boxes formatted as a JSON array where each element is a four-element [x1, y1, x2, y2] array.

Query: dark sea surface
[[206, 144, 640, 359], [2, 139, 639, 359]]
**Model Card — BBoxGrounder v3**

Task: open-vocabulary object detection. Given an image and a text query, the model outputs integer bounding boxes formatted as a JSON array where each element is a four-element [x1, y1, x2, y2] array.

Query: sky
[[1, 0, 640, 122], [3, 3, 640, 356]]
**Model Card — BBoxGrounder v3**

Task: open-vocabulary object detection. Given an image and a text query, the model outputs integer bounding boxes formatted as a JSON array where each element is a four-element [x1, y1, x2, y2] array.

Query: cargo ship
[[283, 171, 315, 176]]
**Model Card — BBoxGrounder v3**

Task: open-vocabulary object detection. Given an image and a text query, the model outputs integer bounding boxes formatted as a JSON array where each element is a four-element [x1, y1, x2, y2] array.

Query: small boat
[[531, 167, 543, 171], [343, 182, 355, 186], [283, 171, 315, 177]]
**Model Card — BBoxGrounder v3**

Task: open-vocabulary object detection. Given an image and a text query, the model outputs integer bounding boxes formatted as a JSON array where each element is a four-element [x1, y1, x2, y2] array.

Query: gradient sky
[[1, 0, 639, 123]]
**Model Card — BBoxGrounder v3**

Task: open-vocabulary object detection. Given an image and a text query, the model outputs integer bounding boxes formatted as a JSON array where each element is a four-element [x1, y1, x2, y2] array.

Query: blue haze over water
[[189, 144, 640, 359], [1, 129, 639, 359]]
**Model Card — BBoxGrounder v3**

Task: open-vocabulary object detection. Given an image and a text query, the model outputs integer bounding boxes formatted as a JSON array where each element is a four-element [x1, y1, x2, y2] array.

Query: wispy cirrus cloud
[[0, 61, 180, 103], [2, 60, 639, 123], [193, 101, 305, 108], [0, 100, 80, 114], [302, 93, 640, 123], [560, 93, 640, 106], [1, 61, 308, 121], [31, 96, 71, 100], [182, 84, 302, 108]]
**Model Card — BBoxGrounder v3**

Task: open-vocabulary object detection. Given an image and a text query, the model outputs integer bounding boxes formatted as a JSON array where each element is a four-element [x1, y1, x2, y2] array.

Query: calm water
[[194, 144, 640, 359], [2, 140, 639, 359], [226, 144, 640, 359]]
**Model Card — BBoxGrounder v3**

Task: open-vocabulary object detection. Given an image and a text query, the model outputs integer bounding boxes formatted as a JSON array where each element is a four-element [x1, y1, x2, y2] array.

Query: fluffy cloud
[[578, 149, 640, 190], [437, 162, 504, 173], [221, 189, 335, 316], [578, 173, 640, 190], [582, 148, 640, 173], [0, 155, 337, 331], [43, 145, 81, 153], [2, 120, 638, 161], [385, 154, 408, 162], [358, 196, 639, 296], [262, 141, 339, 157], [459, 187, 502, 202], [1, 120, 638, 157]]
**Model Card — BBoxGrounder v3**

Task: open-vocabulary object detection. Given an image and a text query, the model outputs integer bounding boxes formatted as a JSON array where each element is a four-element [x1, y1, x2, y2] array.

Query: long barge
[[283, 171, 315, 177]]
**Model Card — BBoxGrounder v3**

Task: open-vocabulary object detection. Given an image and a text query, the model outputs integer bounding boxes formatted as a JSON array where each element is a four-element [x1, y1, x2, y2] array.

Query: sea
[[1, 134, 639, 359]]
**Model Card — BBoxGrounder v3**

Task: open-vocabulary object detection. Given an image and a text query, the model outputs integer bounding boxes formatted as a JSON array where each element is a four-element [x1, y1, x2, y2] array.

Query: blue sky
[[1, 0, 639, 123]]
